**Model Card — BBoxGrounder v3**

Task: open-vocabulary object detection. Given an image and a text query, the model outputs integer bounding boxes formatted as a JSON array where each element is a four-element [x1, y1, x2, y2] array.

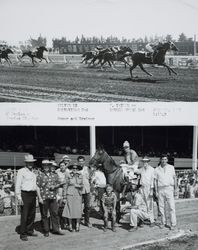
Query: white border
[[0, 102, 197, 126]]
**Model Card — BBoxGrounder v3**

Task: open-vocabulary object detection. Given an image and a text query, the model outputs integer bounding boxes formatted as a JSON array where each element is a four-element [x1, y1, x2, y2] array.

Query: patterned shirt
[[37, 172, 60, 200], [101, 191, 117, 209]]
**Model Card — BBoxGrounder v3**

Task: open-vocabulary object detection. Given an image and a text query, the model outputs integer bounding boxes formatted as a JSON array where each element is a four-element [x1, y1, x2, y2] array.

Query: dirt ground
[[0, 62, 198, 102], [0, 199, 197, 250]]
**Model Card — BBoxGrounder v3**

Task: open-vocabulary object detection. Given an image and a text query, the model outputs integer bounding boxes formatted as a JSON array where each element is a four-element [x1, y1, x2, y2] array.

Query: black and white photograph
[[0, 125, 197, 249], [0, 0, 198, 102], [0, 0, 198, 250]]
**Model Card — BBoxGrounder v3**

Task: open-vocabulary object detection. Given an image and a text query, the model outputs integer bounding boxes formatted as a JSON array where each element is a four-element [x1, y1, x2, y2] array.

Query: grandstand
[[0, 126, 196, 170]]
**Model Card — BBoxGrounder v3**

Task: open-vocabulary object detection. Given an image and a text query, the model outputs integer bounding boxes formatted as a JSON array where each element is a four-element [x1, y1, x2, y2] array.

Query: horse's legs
[[161, 63, 177, 75], [42, 57, 48, 63], [129, 63, 138, 78], [138, 63, 153, 76]]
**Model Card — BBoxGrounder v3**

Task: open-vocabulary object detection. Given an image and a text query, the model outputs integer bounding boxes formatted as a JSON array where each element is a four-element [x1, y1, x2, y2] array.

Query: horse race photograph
[[0, 0, 198, 250], [0, 0, 198, 102], [0, 125, 198, 250]]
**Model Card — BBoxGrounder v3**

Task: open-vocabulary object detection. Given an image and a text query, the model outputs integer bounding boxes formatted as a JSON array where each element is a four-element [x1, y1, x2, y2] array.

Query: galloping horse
[[100, 46, 132, 69], [21, 46, 48, 65], [81, 51, 96, 64], [0, 48, 14, 65], [89, 147, 129, 221], [129, 41, 178, 78]]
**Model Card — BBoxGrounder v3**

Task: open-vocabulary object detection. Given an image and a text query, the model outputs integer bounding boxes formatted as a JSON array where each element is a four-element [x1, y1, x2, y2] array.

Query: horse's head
[[38, 46, 48, 52], [121, 46, 133, 53], [168, 41, 178, 52], [162, 41, 178, 52], [6, 48, 14, 54], [89, 147, 120, 174]]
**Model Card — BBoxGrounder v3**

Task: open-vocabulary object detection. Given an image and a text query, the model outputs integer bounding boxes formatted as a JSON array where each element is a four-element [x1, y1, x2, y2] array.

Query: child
[[101, 184, 117, 232], [91, 163, 106, 213]]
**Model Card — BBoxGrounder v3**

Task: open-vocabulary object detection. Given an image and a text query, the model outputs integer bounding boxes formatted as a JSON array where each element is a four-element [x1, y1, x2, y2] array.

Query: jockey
[[122, 141, 139, 179], [145, 41, 163, 63]]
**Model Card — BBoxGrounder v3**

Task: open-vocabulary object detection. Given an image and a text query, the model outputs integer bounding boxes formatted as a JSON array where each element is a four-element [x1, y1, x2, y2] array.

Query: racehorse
[[89, 146, 131, 222], [21, 46, 48, 66], [129, 41, 178, 78], [0, 48, 14, 65], [100, 46, 132, 70], [81, 51, 96, 64]]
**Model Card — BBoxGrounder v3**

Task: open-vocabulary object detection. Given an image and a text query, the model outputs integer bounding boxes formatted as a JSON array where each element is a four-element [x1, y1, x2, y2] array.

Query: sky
[[1, 0, 198, 47]]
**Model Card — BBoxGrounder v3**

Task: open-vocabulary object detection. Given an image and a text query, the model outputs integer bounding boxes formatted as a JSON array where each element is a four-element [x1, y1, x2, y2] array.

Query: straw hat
[[24, 154, 36, 162]]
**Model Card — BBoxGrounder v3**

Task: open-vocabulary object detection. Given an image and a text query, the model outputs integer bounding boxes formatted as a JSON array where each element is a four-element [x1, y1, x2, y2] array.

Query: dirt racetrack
[[0, 60, 198, 102], [0, 199, 197, 250]]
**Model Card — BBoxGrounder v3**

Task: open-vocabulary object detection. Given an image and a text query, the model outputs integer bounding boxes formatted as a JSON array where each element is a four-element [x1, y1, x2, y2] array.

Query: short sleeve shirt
[[154, 164, 176, 187], [37, 172, 59, 200]]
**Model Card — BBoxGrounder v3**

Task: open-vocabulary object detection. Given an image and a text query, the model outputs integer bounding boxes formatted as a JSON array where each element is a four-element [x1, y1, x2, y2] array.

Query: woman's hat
[[24, 154, 37, 162], [141, 156, 150, 162], [68, 163, 83, 171], [50, 161, 58, 168], [42, 159, 52, 166]]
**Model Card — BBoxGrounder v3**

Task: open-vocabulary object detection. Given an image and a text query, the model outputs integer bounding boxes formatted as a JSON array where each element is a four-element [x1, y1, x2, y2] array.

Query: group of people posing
[[15, 140, 178, 241]]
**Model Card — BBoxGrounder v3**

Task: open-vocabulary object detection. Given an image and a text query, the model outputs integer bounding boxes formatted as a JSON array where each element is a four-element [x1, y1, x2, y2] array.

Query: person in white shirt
[[78, 155, 92, 227], [91, 163, 106, 215], [16, 154, 41, 241], [138, 156, 155, 226], [154, 155, 177, 230], [123, 141, 139, 179]]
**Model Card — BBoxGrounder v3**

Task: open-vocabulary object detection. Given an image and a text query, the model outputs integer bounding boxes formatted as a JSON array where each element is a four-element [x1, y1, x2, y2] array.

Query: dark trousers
[[82, 193, 91, 224], [20, 191, 36, 236], [42, 199, 59, 233]]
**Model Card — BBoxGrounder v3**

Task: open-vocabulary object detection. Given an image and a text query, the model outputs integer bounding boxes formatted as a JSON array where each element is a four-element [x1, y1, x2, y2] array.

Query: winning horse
[[89, 147, 130, 221], [21, 46, 48, 66], [129, 41, 178, 78], [0, 48, 14, 65]]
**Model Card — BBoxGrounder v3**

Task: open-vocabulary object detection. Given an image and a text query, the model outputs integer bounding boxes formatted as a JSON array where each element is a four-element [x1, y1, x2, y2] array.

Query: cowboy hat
[[24, 154, 37, 162], [68, 163, 83, 171], [141, 156, 150, 162]]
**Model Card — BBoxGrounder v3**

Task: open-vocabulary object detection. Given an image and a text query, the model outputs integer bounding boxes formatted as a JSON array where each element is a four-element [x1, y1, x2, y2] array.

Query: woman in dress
[[62, 163, 83, 232]]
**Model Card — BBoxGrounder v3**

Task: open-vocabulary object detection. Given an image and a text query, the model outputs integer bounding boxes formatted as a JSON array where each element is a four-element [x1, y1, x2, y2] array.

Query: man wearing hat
[[138, 156, 155, 227], [37, 159, 64, 237], [123, 141, 139, 178], [123, 141, 139, 168], [16, 154, 39, 241], [127, 183, 149, 232]]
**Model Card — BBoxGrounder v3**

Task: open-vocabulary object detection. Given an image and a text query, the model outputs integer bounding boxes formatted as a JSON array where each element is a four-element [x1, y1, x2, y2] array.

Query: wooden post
[[192, 126, 198, 170], [90, 126, 96, 157]]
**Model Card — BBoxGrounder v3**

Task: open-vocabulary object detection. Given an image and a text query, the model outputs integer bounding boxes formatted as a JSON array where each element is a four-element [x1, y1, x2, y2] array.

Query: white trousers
[[130, 209, 149, 227], [140, 187, 154, 223], [158, 186, 176, 226]]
